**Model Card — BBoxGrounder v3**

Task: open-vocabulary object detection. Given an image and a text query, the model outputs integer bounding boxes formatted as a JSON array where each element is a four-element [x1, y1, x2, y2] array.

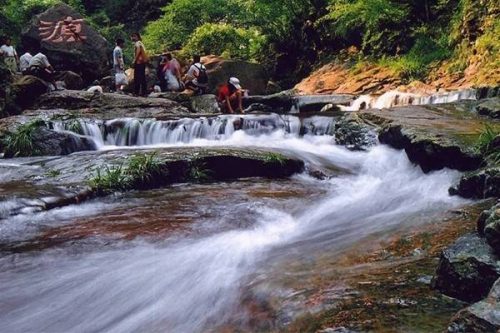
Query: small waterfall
[[53, 115, 335, 148], [340, 89, 477, 111]]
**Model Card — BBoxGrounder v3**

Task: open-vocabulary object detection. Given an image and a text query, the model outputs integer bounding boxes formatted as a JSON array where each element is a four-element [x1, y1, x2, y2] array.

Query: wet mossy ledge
[[0, 148, 304, 217]]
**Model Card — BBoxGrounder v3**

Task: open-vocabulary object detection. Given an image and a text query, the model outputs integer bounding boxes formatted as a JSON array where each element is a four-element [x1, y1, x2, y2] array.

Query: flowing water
[[0, 115, 467, 332]]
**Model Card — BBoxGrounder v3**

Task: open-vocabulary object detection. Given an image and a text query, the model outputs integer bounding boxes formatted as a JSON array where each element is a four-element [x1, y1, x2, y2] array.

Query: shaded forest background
[[0, 0, 498, 88]]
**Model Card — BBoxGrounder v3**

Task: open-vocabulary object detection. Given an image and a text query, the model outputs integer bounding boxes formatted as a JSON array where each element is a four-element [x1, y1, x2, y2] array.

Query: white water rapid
[[339, 88, 477, 111], [0, 119, 467, 332]]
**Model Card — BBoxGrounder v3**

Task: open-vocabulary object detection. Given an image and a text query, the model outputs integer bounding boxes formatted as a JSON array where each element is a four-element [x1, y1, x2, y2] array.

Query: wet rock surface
[[475, 97, 500, 119], [483, 204, 500, 255], [450, 167, 500, 199], [334, 113, 377, 151], [0, 147, 304, 217], [432, 233, 500, 303], [12, 75, 49, 109], [359, 104, 486, 172], [32, 90, 189, 118], [21, 3, 110, 83], [3, 126, 95, 158], [448, 278, 500, 333]]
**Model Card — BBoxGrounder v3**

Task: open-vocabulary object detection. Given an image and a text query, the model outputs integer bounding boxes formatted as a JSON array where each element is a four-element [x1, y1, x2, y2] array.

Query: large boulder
[[190, 94, 220, 114], [202, 55, 269, 95], [21, 3, 110, 83], [448, 278, 500, 333], [432, 233, 500, 303], [334, 113, 377, 151]]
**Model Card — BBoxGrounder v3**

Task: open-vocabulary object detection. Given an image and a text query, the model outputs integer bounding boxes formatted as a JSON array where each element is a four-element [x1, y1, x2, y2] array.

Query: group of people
[[1, 36, 58, 91], [1, 33, 245, 114], [113, 33, 245, 113]]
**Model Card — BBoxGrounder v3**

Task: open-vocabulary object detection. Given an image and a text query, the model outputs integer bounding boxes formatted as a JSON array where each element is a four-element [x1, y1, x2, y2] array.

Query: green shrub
[[182, 23, 265, 60], [88, 164, 129, 193], [2, 119, 46, 157], [263, 152, 286, 166], [476, 124, 500, 165], [188, 160, 212, 183]]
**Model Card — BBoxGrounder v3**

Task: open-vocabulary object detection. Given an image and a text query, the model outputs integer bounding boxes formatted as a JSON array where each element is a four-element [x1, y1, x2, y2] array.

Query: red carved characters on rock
[[39, 16, 87, 43]]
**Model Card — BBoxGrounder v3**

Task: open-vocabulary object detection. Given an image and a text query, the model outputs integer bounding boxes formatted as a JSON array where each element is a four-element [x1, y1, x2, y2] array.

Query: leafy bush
[[476, 124, 500, 165], [188, 159, 212, 183], [182, 23, 265, 60], [2, 119, 46, 157], [326, 0, 408, 55], [88, 152, 167, 194], [142, 0, 244, 53]]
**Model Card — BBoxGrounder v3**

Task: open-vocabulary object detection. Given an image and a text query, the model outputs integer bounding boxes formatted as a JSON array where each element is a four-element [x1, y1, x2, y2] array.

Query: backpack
[[195, 64, 208, 85]]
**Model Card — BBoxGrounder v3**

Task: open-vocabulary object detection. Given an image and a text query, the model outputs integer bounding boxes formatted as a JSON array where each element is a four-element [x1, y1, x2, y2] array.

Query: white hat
[[229, 77, 242, 90]]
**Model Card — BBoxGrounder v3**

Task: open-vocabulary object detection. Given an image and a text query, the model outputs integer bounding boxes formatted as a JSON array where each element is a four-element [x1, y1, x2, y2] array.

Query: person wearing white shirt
[[19, 51, 33, 74], [0, 37, 19, 73], [28, 51, 57, 90]]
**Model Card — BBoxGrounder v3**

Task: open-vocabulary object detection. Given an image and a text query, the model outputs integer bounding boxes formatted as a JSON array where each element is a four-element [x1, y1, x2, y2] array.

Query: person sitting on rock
[[163, 53, 182, 92], [0, 36, 19, 74], [184, 55, 208, 95], [217, 77, 244, 114], [28, 48, 58, 91], [19, 48, 33, 75], [113, 38, 127, 93]]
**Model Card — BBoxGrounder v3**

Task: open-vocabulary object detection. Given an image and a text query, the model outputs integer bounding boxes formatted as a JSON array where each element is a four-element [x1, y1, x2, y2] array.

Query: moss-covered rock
[[476, 98, 500, 119], [450, 167, 500, 199], [334, 113, 377, 151], [448, 278, 500, 333], [432, 233, 500, 303]]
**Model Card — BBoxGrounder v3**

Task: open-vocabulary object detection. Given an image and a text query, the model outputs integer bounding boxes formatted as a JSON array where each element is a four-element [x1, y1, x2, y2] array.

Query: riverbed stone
[[334, 113, 377, 151], [450, 167, 500, 199], [482, 204, 500, 255], [432, 233, 500, 303], [476, 98, 500, 119], [3, 126, 95, 158], [12, 75, 50, 109], [54, 71, 84, 90], [448, 278, 500, 333], [190, 94, 220, 114]]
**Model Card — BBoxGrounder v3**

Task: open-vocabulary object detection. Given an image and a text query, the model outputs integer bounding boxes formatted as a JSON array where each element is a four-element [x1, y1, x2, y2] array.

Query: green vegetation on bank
[[88, 152, 168, 193], [2, 119, 46, 157], [1, 0, 498, 87], [476, 124, 500, 165]]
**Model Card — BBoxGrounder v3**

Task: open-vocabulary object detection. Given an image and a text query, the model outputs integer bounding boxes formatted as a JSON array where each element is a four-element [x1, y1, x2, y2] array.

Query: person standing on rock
[[19, 48, 33, 75], [163, 53, 182, 92], [131, 33, 148, 97], [217, 77, 244, 114], [0, 37, 19, 73], [113, 38, 127, 93], [184, 55, 208, 95]]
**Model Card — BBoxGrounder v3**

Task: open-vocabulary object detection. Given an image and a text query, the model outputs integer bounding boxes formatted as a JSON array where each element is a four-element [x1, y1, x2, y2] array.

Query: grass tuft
[[2, 119, 46, 157]]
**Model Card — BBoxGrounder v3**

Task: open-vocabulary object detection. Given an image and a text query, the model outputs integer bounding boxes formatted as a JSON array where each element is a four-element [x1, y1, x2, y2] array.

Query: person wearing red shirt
[[217, 77, 244, 114]]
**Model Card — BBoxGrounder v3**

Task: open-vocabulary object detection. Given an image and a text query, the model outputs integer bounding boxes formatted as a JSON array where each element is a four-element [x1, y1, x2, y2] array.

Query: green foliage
[[263, 152, 286, 166], [188, 160, 212, 183], [45, 169, 61, 177], [378, 31, 451, 81], [2, 119, 46, 157], [182, 23, 265, 60], [476, 124, 500, 165], [65, 119, 83, 134], [88, 152, 167, 193], [326, 0, 409, 55], [143, 0, 245, 53]]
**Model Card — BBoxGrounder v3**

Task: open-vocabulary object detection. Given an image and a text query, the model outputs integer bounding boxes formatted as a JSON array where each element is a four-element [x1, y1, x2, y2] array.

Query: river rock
[[448, 278, 500, 333], [54, 71, 84, 90], [482, 204, 500, 255], [12, 75, 49, 109], [203, 55, 269, 95], [3, 126, 95, 158], [476, 98, 500, 119], [32, 90, 189, 119], [450, 167, 500, 199], [432, 233, 500, 303], [190, 94, 220, 114], [21, 3, 110, 83], [334, 113, 377, 151]]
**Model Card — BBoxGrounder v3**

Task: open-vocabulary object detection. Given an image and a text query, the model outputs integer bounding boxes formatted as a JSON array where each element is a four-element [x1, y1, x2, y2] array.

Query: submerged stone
[[432, 233, 500, 303]]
